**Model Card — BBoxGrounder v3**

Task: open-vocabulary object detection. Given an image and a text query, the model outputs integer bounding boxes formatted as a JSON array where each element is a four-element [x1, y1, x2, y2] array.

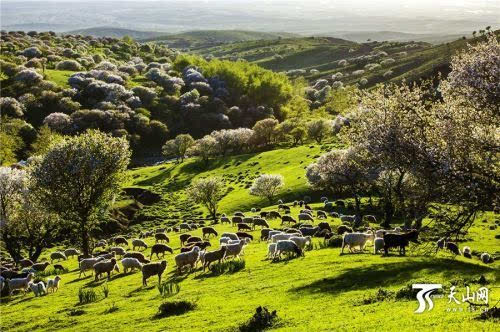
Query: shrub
[[156, 300, 196, 318], [102, 283, 109, 298], [362, 288, 394, 304], [78, 288, 98, 304], [56, 60, 83, 71], [158, 281, 181, 298], [210, 259, 246, 275], [68, 309, 85, 316], [238, 306, 279, 332]]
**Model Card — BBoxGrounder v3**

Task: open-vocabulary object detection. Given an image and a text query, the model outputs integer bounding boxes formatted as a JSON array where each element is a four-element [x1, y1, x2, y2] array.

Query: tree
[[249, 174, 284, 204], [252, 118, 278, 146], [188, 177, 226, 220], [189, 135, 217, 165], [307, 118, 331, 143], [162, 134, 194, 162], [30, 125, 63, 156], [31, 130, 131, 255]]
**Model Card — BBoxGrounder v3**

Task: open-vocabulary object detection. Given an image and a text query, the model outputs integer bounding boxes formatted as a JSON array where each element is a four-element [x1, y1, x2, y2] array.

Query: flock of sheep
[[0, 197, 495, 299]]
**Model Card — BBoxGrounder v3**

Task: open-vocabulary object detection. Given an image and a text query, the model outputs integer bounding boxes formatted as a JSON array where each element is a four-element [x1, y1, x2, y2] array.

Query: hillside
[[66, 27, 165, 39], [142, 30, 301, 50], [329, 31, 464, 44]]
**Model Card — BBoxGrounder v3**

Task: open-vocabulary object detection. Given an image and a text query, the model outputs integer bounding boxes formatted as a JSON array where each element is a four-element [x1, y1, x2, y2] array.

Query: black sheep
[[383, 230, 419, 256]]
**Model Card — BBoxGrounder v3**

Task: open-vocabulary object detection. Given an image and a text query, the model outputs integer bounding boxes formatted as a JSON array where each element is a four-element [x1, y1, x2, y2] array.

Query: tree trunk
[[383, 199, 394, 228], [30, 246, 43, 262]]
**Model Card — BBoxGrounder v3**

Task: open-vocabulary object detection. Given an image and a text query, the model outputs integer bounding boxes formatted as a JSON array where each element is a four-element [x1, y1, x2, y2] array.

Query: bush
[[102, 283, 109, 298], [56, 60, 83, 71], [78, 288, 98, 304], [362, 288, 394, 304], [156, 300, 196, 318], [210, 259, 246, 275], [158, 281, 180, 297], [238, 306, 279, 332]]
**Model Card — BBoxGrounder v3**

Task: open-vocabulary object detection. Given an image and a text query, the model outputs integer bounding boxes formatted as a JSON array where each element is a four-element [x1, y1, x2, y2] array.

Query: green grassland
[[1, 144, 498, 331]]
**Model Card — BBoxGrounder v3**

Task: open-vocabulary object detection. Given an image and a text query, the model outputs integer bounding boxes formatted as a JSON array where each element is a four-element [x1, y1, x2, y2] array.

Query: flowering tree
[[306, 118, 331, 143], [252, 118, 278, 146], [31, 130, 131, 255], [188, 177, 226, 220], [162, 134, 195, 163], [250, 174, 284, 204], [189, 135, 218, 165]]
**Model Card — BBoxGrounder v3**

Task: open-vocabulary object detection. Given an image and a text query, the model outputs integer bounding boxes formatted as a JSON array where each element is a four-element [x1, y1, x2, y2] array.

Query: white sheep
[[374, 238, 385, 254], [275, 240, 303, 260], [175, 246, 201, 273], [64, 248, 80, 258], [110, 246, 127, 256], [121, 257, 143, 273], [481, 252, 492, 264], [298, 213, 314, 222], [221, 232, 239, 241], [29, 281, 46, 297], [340, 215, 355, 223], [219, 237, 231, 245], [50, 251, 67, 262], [375, 229, 401, 238], [267, 243, 277, 259], [224, 240, 246, 259], [289, 236, 312, 250], [271, 233, 295, 243], [132, 239, 148, 251], [8, 273, 34, 295], [79, 257, 104, 277], [341, 232, 375, 254], [267, 230, 282, 241], [47, 276, 61, 293]]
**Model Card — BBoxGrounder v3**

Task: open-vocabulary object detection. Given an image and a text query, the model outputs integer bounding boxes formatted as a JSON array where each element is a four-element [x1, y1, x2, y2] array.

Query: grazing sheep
[[272, 233, 295, 243], [150, 243, 173, 259], [220, 216, 231, 224], [1, 271, 29, 280], [298, 213, 314, 222], [63, 248, 80, 258], [232, 216, 243, 225], [32, 261, 50, 272], [180, 233, 191, 246], [123, 252, 150, 264], [156, 228, 166, 233], [364, 215, 377, 223], [19, 259, 34, 268], [318, 222, 332, 232], [290, 236, 312, 250], [121, 258, 143, 273], [50, 251, 67, 263], [267, 243, 277, 258], [221, 232, 239, 241], [337, 225, 353, 235], [79, 257, 104, 277], [175, 247, 201, 274], [300, 209, 313, 216], [94, 258, 119, 281], [243, 217, 254, 224], [341, 232, 375, 253], [340, 215, 355, 223], [278, 204, 287, 211], [463, 246, 472, 259], [220, 237, 231, 245], [252, 218, 269, 230], [236, 232, 253, 241], [234, 212, 245, 217], [285, 229, 302, 235], [181, 241, 211, 252], [186, 236, 202, 245], [383, 230, 419, 256], [330, 212, 340, 218], [336, 200, 345, 208], [180, 223, 191, 232], [132, 239, 148, 251], [142, 260, 167, 286], [99, 252, 116, 260], [260, 211, 269, 218], [238, 223, 252, 232], [114, 236, 129, 247], [281, 215, 297, 225], [202, 246, 227, 271], [8, 273, 34, 295], [224, 240, 246, 259], [317, 211, 327, 219], [376, 229, 400, 238], [155, 233, 170, 243], [202, 227, 218, 238], [275, 240, 303, 260], [29, 281, 46, 297], [300, 227, 320, 237], [110, 247, 127, 257], [268, 230, 283, 240], [374, 238, 385, 254], [444, 242, 461, 255], [481, 253, 492, 264], [260, 228, 273, 241], [96, 240, 107, 248], [268, 211, 281, 219], [47, 275, 61, 293]]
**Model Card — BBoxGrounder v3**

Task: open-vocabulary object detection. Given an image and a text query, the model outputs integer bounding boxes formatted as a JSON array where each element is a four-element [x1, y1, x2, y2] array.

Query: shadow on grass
[[67, 275, 92, 284], [84, 273, 128, 287], [127, 285, 155, 297], [290, 258, 495, 296]]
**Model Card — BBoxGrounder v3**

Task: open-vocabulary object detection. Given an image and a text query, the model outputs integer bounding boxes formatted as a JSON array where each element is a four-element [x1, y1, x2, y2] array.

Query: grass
[[44, 69, 74, 88]]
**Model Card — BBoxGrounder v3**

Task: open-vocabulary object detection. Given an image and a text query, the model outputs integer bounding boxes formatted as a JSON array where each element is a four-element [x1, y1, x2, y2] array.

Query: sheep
[[63, 248, 80, 258], [114, 236, 129, 247], [132, 239, 148, 251], [220, 216, 231, 224], [376, 229, 400, 238], [175, 246, 200, 274], [481, 253, 492, 264], [340, 215, 355, 223], [224, 240, 246, 259], [180, 233, 191, 246], [336, 200, 346, 207], [179, 223, 191, 232], [298, 213, 314, 222], [32, 261, 50, 272], [79, 257, 104, 277], [317, 211, 327, 219], [337, 225, 353, 235], [123, 252, 150, 264], [463, 246, 472, 259], [202, 246, 227, 271], [252, 218, 269, 230], [260, 228, 273, 241], [268, 230, 283, 240], [53, 264, 65, 272], [300, 227, 320, 237], [285, 229, 302, 235], [99, 252, 116, 260], [7, 273, 34, 295], [383, 230, 419, 256], [267, 243, 277, 259], [110, 247, 127, 257], [364, 215, 377, 223], [221, 232, 239, 241], [96, 240, 107, 248], [181, 241, 211, 252], [121, 258, 143, 273], [29, 281, 46, 297], [238, 223, 252, 232], [142, 260, 167, 286], [268, 211, 281, 219], [260, 211, 269, 218], [236, 232, 253, 241], [290, 236, 312, 250], [220, 237, 231, 245], [243, 217, 254, 224], [47, 275, 61, 293], [19, 259, 34, 268], [150, 243, 173, 259], [318, 222, 332, 233], [300, 209, 313, 216], [94, 258, 119, 281], [1, 271, 29, 280], [186, 236, 202, 244], [50, 251, 67, 263], [341, 232, 375, 254], [234, 212, 245, 217], [444, 242, 461, 255], [155, 233, 170, 243], [281, 215, 297, 225], [232, 216, 243, 225], [272, 233, 295, 243], [155, 228, 166, 233], [330, 212, 340, 218], [278, 204, 288, 211], [374, 238, 385, 254], [275, 240, 303, 260], [202, 227, 218, 238]]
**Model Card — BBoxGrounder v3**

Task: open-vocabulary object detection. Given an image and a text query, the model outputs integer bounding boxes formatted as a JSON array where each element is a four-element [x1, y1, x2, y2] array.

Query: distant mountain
[[66, 27, 166, 39], [328, 31, 464, 44], [142, 30, 301, 49]]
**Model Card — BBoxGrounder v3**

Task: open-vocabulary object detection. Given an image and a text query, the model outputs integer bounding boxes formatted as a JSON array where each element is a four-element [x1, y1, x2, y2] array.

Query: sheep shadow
[[127, 285, 155, 297], [67, 275, 92, 284], [0, 295, 35, 305], [289, 258, 495, 296]]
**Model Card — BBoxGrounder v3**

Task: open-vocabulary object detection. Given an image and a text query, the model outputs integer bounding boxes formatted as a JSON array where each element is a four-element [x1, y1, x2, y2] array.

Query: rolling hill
[[66, 27, 166, 39]]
